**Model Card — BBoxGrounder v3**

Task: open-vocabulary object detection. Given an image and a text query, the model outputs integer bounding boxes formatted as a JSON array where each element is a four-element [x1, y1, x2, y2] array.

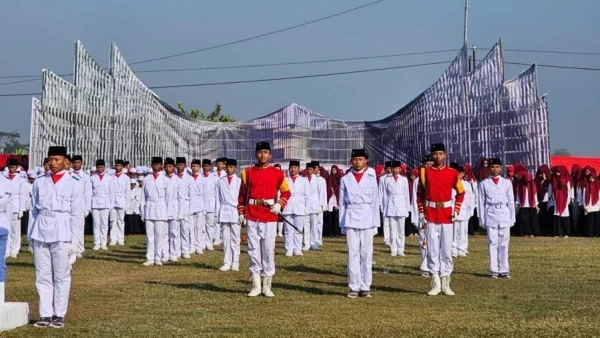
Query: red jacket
[[417, 165, 465, 224], [238, 165, 291, 222]]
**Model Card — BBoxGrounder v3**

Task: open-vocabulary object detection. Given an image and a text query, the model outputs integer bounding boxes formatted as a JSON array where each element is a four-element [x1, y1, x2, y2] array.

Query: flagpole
[[463, 0, 472, 165], [464, 0, 469, 46]]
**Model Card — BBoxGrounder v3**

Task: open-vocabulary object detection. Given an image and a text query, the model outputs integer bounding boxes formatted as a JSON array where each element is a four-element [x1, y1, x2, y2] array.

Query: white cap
[[122, 168, 128, 174], [130, 178, 137, 184], [137, 176, 144, 181], [129, 168, 137, 174], [27, 169, 37, 179], [135, 166, 143, 173], [91, 166, 96, 171]]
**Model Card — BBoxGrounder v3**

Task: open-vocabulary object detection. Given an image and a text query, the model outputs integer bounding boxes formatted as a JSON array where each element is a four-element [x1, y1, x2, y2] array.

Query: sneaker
[[302, 245, 310, 252], [398, 253, 406, 257], [76, 253, 83, 258], [155, 260, 163, 266], [214, 240, 222, 246], [294, 252, 304, 257], [220, 265, 231, 272], [347, 291, 359, 299], [93, 245, 100, 251], [491, 273, 499, 279], [162, 258, 169, 263], [196, 249, 204, 255], [142, 261, 154, 266], [359, 291, 372, 298], [34, 317, 52, 327], [452, 252, 458, 258], [109, 241, 117, 246], [206, 246, 214, 251], [499, 273, 511, 279], [118, 242, 125, 246], [318, 241, 323, 246], [391, 251, 398, 257], [421, 271, 430, 277], [457, 252, 467, 258], [285, 251, 293, 257], [100, 245, 108, 250], [50, 316, 64, 328], [182, 253, 191, 259], [231, 266, 239, 271]]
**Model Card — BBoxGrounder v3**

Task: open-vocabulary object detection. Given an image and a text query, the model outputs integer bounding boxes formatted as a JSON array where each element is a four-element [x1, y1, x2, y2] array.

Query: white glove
[[304, 209, 310, 215], [270, 203, 282, 215], [452, 212, 457, 223], [380, 206, 383, 213], [28, 242, 34, 254], [419, 213, 426, 226], [84, 210, 90, 217], [341, 227, 346, 235], [238, 214, 246, 224], [141, 216, 145, 222], [321, 206, 326, 213], [68, 245, 78, 256], [18, 211, 23, 218]]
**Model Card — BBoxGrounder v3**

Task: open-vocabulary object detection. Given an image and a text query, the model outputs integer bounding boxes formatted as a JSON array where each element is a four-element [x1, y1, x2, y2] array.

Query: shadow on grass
[[274, 282, 347, 296], [145, 280, 246, 294], [306, 279, 421, 294], [85, 255, 142, 264], [191, 262, 217, 270], [7, 261, 34, 268], [283, 264, 346, 277], [110, 249, 146, 255]]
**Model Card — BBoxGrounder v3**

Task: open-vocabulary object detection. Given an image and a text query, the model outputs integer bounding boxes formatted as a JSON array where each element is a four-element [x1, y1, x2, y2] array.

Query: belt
[[426, 201, 452, 209], [347, 204, 371, 210], [490, 203, 505, 209], [248, 198, 275, 206], [39, 210, 69, 217]]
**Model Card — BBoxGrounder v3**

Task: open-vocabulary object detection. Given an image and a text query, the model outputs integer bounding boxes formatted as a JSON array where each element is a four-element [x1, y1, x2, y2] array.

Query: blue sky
[[0, 0, 599, 155]]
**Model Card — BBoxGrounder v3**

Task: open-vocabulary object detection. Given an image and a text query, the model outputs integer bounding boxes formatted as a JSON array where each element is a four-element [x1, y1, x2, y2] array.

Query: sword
[[259, 201, 302, 234]]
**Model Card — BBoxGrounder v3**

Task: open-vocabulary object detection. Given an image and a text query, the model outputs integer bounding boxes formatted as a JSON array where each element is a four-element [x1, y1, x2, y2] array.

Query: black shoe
[[347, 291, 359, 299], [49, 316, 65, 328], [499, 273, 511, 279], [34, 317, 52, 328], [359, 291, 372, 298]]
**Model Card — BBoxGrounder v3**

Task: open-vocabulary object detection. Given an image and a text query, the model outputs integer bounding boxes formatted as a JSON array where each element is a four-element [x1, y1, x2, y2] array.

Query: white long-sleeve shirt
[[379, 175, 410, 218], [478, 176, 516, 228], [282, 175, 310, 216], [215, 175, 242, 223], [547, 182, 574, 217], [126, 186, 141, 215], [0, 175, 13, 232], [339, 170, 380, 230], [452, 179, 474, 221]]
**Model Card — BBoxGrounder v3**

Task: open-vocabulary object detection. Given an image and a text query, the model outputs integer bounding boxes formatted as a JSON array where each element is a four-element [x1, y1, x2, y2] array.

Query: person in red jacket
[[417, 143, 465, 296], [238, 142, 291, 298]]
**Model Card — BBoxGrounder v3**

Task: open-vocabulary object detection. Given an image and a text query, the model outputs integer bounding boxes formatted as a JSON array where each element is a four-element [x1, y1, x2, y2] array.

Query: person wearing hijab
[[577, 167, 600, 237], [476, 158, 490, 182], [405, 169, 419, 238], [547, 166, 573, 237], [514, 173, 540, 237], [535, 165, 552, 236], [325, 165, 342, 236], [571, 164, 584, 235]]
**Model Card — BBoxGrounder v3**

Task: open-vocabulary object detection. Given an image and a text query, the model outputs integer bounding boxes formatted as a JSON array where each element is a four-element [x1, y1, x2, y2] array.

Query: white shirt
[[90, 173, 114, 209], [307, 174, 326, 214], [478, 176, 516, 228], [339, 170, 380, 230], [189, 173, 205, 214], [379, 175, 410, 217], [126, 186, 141, 215], [4, 172, 27, 214], [176, 172, 193, 219], [452, 179, 474, 220], [29, 170, 83, 243], [0, 175, 13, 231], [111, 172, 131, 209], [282, 175, 310, 216], [140, 172, 168, 221], [72, 169, 92, 212], [215, 175, 242, 223], [547, 182, 573, 217], [165, 174, 181, 221], [201, 172, 219, 214]]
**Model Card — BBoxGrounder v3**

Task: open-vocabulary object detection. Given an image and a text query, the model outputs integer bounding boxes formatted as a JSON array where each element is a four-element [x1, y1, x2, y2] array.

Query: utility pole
[[463, 0, 472, 165], [464, 0, 469, 46]]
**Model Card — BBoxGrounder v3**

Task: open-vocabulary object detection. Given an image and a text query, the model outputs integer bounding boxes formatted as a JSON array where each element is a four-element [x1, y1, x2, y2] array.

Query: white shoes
[[398, 253, 406, 257], [155, 260, 163, 266], [206, 246, 214, 251], [76, 253, 83, 258], [109, 241, 117, 246], [220, 265, 231, 272], [391, 251, 397, 257], [100, 245, 108, 251], [285, 251, 293, 257], [231, 266, 239, 271], [247, 275, 262, 297], [169, 257, 178, 263], [427, 275, 441, 296], [214, 240, 222, 246], [457, 252, 467, 258], [182, 253, 191, 259], [142, 260, 154, 266], [441, 276, 455, 296], [302, 245, 310, 252], [93, 245, 100, 251], [262, 276, 275, 297], [195, 249, 204, 255]]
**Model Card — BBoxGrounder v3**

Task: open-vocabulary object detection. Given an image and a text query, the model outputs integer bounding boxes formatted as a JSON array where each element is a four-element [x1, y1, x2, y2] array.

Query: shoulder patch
[[72, 176, 80, 181]]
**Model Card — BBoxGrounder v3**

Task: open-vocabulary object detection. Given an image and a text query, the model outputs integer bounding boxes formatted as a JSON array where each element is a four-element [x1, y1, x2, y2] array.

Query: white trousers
[[162, 220, 171, 260], [317, 211, 323, 243], [452, 220, 469, 255], [222, 222, 241, 268], [487, 226, 510, 274], [418, 226, 428, 272], [215, 221, 222, 243], [145, 220, 166, 262], [246, 220, 276, 277], [283, 215, 304, 254], [8, 213, 21, 257], [92, 209, 110, 246], [204, 212, 216, 248], [303, 219, 310, 248], [109, 208, 126, 244], [426, 223, 454, 277], [388, 216, 406, 255], [76, 212, 85, 254], [309, 213, 320, 247], [346, 227, 374, 292], [191, 212, 206, 252], [168, 219, 180, 259], [383, 216, 390, 243], [179, 216, 191, 256], [33, 240, 71, 317]]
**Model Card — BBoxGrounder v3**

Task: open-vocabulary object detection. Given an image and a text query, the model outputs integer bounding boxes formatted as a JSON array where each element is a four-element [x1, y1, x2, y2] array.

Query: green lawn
[[3, 235, 600, 337]]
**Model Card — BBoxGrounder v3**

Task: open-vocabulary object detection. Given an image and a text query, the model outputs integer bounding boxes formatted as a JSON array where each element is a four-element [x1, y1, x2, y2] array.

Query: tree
[[177, 102, 237, 122], [0, 131, 26, 154], [552, 148, 571, 156]]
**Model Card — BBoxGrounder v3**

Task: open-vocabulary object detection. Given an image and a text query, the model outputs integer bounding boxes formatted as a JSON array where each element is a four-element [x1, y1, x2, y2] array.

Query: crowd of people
[[1, 142, 599, 328]]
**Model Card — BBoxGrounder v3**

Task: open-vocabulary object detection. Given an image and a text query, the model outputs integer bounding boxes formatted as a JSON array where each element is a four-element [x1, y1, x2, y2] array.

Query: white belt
[[426, 201, 452, 209], [248, 198, 275, 206], [39, 210, 69, 217], [490, 203, 505, 209], [347, 204, 371, 210]]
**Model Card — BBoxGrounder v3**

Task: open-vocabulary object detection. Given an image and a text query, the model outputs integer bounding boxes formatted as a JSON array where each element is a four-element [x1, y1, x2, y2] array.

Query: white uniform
[[410, 177, 428, 273], [380, 174, 410, 256], [452, 179, 474, 257], [189, 173, 206, 254], [201, 172, 218, 250], [176, 172, 193, 257], [381, 174, 391, 246], [306, 174, 326, 249], [282, 175, 310, 255], [109, 173, 131, 245], [126, 185, 141, 215], [478, 176, 515, 276], [212, 170, 226, 244], [0, 175, 13, 285], [71, 170, 91, 254], [215, 174, 242, 270], [140, 172, 168, 264], [90, 173, 113, 249], [5, 173, 27, 258], [316, 174, 327, 245], [339, 169, 380, 293], [29, 170, 82, 318], [165, 174, 182, 261]]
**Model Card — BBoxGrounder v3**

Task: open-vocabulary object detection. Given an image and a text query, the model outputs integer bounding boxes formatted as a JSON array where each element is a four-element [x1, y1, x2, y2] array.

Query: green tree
[[552, 148, 571, 156], [0, 131, 27, 154], [177, 102, 236, 122]]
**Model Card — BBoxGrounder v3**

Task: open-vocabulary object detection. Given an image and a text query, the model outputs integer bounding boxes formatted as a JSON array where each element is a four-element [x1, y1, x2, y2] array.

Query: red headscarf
[[551, 165, 570, 215], [463, 164, 475, 182], [327, 165, 342, 202], [408, 168, 419, 204], [476, 158, 490, 182], [518, 172, 537, 207], [375, 165, 384, 183], [535, 164, 551, 202], [571, 164, 583, 191], [514, 163, 528, 179], [583, 167, 600, 206]]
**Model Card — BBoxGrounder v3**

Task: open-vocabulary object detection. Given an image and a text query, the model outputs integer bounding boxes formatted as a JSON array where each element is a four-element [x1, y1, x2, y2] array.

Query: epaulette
[[72, 175, 80, 181], [37, 174, 45, 179]]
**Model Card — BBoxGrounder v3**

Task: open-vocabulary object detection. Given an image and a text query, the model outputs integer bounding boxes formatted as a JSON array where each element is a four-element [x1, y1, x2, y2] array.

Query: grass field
[[3, 234, 600, 337]]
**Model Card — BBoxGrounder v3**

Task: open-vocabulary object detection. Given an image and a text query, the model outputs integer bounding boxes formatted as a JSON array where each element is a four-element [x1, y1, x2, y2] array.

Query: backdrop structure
[[29, 40, 550, 170]]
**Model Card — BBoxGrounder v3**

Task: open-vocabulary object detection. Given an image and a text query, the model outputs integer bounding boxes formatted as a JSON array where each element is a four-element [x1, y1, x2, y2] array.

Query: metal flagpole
[[463, 0, 472, 165], [464, 0, 469, 45]]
